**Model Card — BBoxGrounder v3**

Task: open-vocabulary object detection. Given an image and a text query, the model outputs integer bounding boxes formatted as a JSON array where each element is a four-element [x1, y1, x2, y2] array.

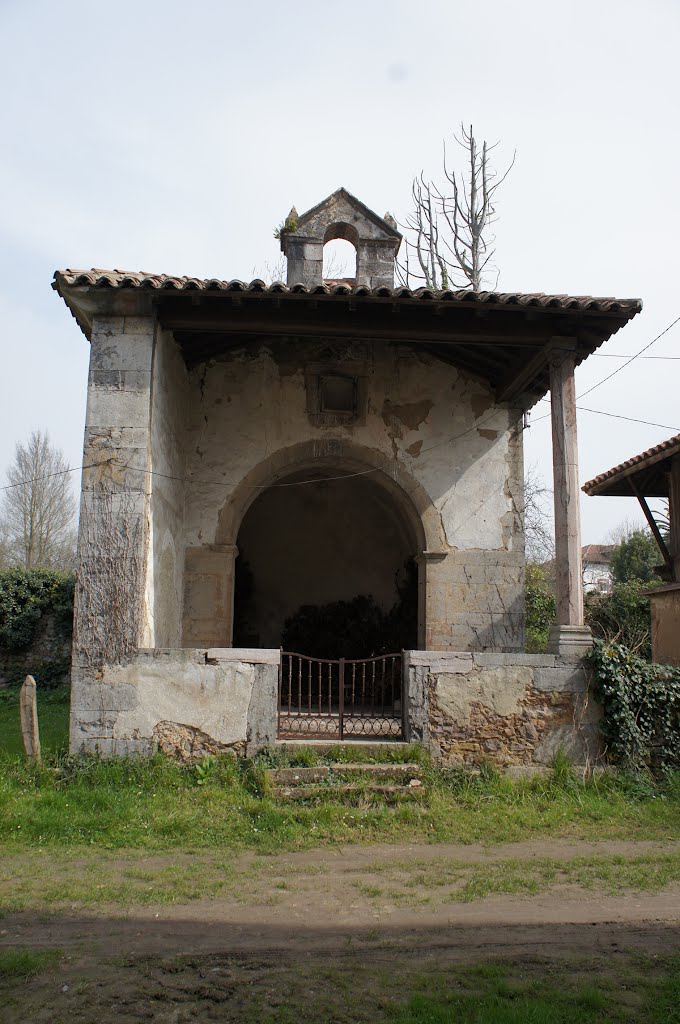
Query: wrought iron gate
[[278, 652, 404, 740]]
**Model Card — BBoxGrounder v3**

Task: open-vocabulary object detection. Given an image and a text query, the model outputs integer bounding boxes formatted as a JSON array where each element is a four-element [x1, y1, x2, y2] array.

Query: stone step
[[265, 763, 424, 788], [269, 782, 425, 802], [273, 740, 414, 759]]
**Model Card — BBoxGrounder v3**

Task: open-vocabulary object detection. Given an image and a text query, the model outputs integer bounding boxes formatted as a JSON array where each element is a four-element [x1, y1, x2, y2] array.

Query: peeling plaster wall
[[69, 648, 279, 756], [182, 340, 525, 651], [404, 651, 602, 766], [143, 329, 188, 648], [184, 341, 519, 552]]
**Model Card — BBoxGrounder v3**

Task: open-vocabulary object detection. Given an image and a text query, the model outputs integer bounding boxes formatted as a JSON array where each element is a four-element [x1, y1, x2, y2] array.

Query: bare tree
[[1, 431, 78, 571], [399, 124, 515, 291], [523, 463, 555, 565]]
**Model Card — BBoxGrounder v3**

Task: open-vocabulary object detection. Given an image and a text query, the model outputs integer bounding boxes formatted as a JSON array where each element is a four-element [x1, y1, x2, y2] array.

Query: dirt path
[[2, 838, 679, 958], [2, 840, 680, 1023]]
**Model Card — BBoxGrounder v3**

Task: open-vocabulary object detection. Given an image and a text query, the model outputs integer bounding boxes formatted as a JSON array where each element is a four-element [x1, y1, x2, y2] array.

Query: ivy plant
[[589, 639, 680, 771]]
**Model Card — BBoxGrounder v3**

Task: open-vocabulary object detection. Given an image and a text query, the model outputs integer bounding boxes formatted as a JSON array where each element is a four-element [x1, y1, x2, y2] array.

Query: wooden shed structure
[[583, 433, 680, 665]]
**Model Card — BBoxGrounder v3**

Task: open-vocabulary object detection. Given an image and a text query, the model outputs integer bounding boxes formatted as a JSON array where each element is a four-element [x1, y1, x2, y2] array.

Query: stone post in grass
[[20, 674, 41, 763]]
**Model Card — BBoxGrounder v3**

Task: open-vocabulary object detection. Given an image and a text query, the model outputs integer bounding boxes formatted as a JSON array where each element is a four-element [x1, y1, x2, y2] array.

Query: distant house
[[582, 545, 615, 594]]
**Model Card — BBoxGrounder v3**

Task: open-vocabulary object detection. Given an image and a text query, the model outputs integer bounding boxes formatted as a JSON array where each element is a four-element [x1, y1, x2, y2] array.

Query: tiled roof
[[583, 433, 680, 496], [582, 544, 615, 564], [53, 269, 642, 313]]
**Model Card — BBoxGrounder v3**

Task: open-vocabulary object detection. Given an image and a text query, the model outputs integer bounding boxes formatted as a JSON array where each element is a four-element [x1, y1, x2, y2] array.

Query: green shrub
[[525, 563, 555, 653], [0, 567, 74, 652], [585, 578, 657, 659], [588, 639, 680, 770]]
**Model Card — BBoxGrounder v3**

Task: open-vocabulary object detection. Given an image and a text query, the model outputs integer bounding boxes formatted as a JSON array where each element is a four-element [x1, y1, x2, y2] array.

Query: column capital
[[546, 336, 578, 368]]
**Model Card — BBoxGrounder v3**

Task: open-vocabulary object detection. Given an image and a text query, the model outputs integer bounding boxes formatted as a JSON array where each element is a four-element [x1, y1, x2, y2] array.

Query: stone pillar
[[182, 543, 238, 648], [547, 342, 592, 654], [356, 240, 396, 289], [70, 314, 156, 753], [285, 237, 323, 287]]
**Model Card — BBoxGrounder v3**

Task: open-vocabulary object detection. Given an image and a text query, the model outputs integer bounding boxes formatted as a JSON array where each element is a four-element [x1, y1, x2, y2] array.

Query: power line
[[2, 399, 677, 496], [531, 405, 679, 432], [0, 459, 112, 492], [577, 313, 680, 400], [593, 353, 680, 360]]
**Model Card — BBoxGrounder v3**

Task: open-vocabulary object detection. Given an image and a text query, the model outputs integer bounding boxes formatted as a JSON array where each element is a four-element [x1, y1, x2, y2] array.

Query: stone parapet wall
[[404, 650, 601, 767], [69, 648, 279, 757]]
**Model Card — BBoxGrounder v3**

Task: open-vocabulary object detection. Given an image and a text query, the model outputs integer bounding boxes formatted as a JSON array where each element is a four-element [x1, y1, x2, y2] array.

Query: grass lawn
[[0, 748, 678, 854], [0, 687, 69, 757]]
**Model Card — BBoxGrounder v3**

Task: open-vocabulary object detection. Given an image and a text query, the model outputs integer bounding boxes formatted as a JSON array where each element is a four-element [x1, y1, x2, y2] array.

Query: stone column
[[285, 237, 323, 286], [182, 543, 239, 648], [69, 314, 156, 753], [547, 342, 592, 654]]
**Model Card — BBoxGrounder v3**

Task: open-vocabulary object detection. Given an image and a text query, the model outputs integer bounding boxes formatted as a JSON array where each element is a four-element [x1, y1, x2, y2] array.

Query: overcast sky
[[1, 0, 678, 544]]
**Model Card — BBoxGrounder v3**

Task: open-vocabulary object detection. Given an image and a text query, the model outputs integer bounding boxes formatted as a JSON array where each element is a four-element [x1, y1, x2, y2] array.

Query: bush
[[0, 568, 74, 652], [585, 578, 657, 659], [525, 563, 555, 653], [589, 639, 680, 771]]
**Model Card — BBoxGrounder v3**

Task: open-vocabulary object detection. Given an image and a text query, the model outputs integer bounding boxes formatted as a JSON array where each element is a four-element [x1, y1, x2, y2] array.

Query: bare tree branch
[[0, 430, 77, 570], [398, 123, 515, 291]]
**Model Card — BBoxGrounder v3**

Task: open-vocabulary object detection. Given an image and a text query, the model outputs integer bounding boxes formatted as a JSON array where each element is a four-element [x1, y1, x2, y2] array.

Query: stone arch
[[215, 440, 445, 554], [212, 442, 446, 650], [323, 221, 360, 247]]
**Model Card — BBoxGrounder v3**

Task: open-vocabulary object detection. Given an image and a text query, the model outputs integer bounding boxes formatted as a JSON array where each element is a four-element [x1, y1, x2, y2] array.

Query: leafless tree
[[0, 430, 78, 571], [523, 463, 555, 564], [398, 124, 515, 291], [253, 246, 354, 284]]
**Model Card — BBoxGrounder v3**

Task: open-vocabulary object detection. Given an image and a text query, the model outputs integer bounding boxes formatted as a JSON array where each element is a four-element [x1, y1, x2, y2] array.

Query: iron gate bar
[[278, 651, 404, 740]]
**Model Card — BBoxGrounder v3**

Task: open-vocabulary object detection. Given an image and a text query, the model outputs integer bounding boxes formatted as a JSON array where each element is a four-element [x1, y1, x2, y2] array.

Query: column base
[[547, 624, 593, 656]]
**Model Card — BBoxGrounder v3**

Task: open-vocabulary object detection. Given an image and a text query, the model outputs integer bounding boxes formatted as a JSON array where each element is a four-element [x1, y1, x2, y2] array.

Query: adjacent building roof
[[583, 434, 680, 497], [52, 269, 642, 408], [582, 544, 615, 565]]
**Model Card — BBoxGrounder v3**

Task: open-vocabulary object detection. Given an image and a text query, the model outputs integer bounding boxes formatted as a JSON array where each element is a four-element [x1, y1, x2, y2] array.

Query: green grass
[[0, 948, 59, 980], [385, 959, 680, 1024], [1, 846, 679, 913], [0, 688, 69, 757], [0, 750, 678, 853]]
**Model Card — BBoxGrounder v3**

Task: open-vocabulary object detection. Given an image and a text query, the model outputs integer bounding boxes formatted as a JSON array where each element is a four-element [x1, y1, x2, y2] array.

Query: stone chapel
[[54, 188, 641, 763]]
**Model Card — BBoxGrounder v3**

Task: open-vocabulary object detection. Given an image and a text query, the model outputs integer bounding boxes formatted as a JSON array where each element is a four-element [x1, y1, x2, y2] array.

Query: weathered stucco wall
[[405, 651, 601, 766], [69, 648, 279, 756], [143, 328, 188, 648], [181, 339, 525, 651]]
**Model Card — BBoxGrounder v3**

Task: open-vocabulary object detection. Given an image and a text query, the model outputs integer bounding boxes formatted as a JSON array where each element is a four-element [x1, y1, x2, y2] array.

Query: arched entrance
[[233, 467, 419, 655], [212, 443, 444, 740]]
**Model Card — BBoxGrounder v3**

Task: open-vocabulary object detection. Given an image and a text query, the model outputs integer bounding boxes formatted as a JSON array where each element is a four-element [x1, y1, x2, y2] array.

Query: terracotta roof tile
[[53, 269, 642, 314], [583, 434, 680, 495]]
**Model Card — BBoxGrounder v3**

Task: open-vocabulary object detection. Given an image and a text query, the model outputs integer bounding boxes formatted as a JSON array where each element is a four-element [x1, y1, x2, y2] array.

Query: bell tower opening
[[279, 187, 401, 289]]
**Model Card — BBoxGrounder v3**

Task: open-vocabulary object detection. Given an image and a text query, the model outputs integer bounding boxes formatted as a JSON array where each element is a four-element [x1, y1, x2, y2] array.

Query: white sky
[[1, 0, 678, 543]]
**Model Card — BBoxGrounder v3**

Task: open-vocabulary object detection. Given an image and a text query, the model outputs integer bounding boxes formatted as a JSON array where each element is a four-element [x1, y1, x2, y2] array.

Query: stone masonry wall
[[405, 651, 601, 767], [69, 648, 279, 757]]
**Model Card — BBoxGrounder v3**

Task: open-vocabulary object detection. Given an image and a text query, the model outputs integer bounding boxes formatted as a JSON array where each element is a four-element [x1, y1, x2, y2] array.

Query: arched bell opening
[[322, 221, 359, 283]]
